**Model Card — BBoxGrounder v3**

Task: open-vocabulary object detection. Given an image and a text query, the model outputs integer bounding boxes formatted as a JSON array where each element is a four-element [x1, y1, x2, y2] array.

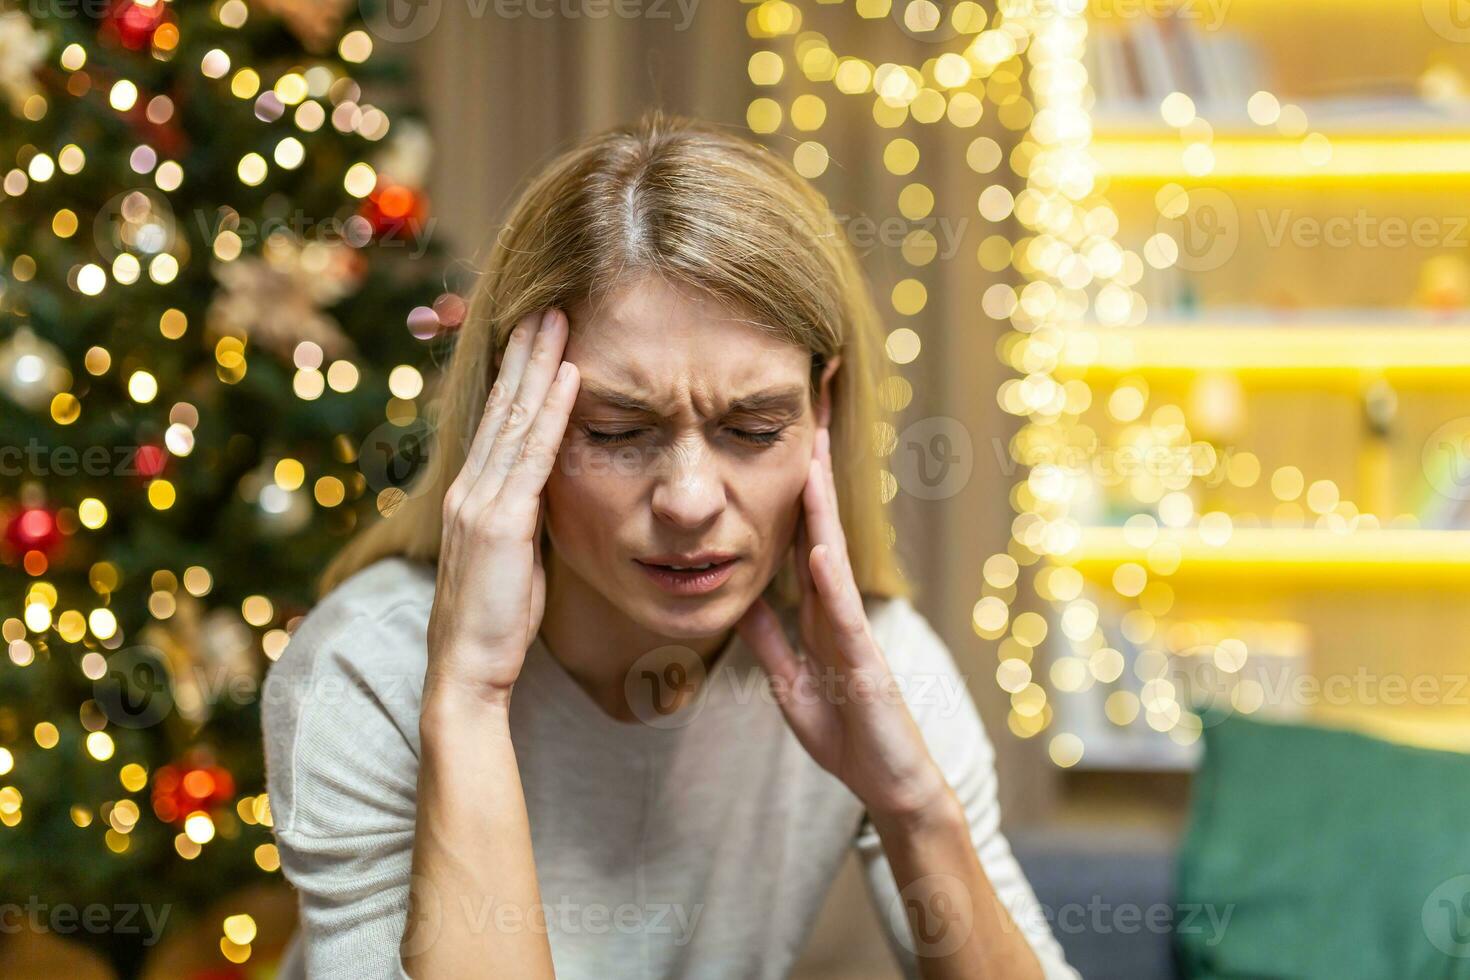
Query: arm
[[400, 307, 580, 977], [263, 609, 423, 980], [853, 598, 1076, 980], [404, 697, 549, 977], [869, 791, 1046, 980], [737, 426, 1068, 979]]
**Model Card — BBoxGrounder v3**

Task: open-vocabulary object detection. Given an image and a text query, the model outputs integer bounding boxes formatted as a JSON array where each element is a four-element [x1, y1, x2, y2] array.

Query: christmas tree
[[0, 2, 456, 974]]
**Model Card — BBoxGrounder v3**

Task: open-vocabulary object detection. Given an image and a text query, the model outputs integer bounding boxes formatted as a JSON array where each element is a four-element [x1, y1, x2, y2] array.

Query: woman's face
[[543, 274, 834, 640]]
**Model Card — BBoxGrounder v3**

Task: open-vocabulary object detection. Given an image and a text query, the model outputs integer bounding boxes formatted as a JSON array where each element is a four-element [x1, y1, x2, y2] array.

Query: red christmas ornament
[[102, 0, 173, 51], [151, 753, 236, 825], [134, 443, 167, 479], [358, 182, 428, 242], [5, 506, 61, 557]]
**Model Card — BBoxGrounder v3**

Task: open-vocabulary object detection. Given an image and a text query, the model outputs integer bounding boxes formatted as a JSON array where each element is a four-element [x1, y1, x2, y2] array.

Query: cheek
[[544, 448, 646, 550], [744, 452, 811, 537]]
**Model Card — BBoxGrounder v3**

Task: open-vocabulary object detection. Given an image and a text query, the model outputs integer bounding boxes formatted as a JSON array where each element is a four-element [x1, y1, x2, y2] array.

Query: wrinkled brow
[[578, 380, 808, 416]]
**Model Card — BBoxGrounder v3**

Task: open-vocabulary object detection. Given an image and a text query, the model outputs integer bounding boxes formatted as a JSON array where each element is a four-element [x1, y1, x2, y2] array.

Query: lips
[[634, 554, 740, 596], [637, 552, 738, 571]]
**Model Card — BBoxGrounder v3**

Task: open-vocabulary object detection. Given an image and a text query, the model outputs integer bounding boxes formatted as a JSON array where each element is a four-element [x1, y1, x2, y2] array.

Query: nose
[[650, 439, 726, 530]]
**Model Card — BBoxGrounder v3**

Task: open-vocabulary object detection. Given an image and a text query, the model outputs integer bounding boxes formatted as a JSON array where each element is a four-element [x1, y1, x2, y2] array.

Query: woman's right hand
[[424, 308, 579, 711]]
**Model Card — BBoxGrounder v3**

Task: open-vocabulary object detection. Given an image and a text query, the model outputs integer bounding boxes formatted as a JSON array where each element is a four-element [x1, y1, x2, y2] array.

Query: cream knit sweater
[[261, 556, 1077, 979]]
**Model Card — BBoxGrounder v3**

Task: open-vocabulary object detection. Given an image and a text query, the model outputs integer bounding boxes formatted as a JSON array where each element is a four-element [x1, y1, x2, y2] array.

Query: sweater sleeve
[[854, 597, 1078, 980], [261, 604, 426, 980]]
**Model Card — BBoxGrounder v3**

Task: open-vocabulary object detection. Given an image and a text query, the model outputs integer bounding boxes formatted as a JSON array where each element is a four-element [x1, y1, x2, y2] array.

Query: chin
[[623, 581, 752, 641]]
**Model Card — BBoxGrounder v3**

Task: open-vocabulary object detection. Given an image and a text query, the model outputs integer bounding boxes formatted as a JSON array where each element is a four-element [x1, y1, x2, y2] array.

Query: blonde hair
[[319, 112, 910, 607]]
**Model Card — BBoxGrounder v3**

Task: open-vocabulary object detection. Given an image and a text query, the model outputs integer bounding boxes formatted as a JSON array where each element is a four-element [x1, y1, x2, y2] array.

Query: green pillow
[[1176, 714, 1470, 979]]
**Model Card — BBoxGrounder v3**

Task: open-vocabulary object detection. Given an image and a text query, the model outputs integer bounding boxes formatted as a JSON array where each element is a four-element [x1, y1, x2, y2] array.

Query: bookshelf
[[1044, 1, 1470, 777], [1053, 321, 1470, 384], [1064, 527, 1470, 586], [1091, 134, 1470, 182]]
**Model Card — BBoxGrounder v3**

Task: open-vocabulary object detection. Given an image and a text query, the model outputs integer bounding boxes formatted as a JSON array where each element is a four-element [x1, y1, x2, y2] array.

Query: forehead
[[565, 275, 810, 403]]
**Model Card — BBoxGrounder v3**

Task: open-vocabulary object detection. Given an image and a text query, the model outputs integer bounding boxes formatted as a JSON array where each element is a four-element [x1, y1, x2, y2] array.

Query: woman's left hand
[[736, 426, 953, 823]]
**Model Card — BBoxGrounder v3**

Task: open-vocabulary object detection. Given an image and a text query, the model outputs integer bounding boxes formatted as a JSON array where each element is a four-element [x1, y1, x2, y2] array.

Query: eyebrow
[[577, 380, 808, 416]]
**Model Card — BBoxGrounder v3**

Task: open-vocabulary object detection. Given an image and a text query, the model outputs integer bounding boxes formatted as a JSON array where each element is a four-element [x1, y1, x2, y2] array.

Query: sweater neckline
[[521, 624, 748, 746]]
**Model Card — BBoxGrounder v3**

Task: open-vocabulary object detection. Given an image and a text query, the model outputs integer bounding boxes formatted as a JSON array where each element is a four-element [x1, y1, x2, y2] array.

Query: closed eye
[[581, 426, 788, 447], [583, 427, 646, 445], [729, 427, 786, 447]]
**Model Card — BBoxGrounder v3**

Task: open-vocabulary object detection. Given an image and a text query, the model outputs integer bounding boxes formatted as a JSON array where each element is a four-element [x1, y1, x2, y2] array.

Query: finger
[[793, 509, 816, 600], [461, 312, 541, 479], [802, 454, 846, 577], [808, 543, 873, 664], [496, 360, 581, 525], [737, 598, 827, 739], [815, 427, 850, 568], [796, 490, 848, 673], [466, 309, 570, 510]]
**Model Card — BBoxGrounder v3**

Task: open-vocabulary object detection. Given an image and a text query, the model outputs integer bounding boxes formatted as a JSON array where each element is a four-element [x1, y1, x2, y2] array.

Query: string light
[[751, 0, 1422, 765]]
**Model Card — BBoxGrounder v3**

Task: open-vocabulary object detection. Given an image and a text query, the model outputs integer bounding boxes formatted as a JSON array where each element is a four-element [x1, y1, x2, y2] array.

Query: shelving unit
[[1091, 133, 1470, 182], [1047, 1, 1470, 777], [1064, 527, 1470, 586], [1054, 321, 1470, 384]]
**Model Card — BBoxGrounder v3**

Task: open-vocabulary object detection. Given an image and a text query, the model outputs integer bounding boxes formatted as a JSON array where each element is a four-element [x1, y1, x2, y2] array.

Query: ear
[[814, 355, 841, 430]]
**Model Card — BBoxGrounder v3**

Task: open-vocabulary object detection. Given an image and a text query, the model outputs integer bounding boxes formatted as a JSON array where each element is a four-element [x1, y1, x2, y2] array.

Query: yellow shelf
[[1090, 134, 1470, 184], [1053, 323, 1470, 384], [1060, 527, 1470, 587]]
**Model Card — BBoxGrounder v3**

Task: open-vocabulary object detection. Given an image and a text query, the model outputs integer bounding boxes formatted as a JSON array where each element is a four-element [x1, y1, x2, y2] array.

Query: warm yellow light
[[79, 499, 107, 528], [24, 602, 51, 632], [1054, 324, 1470, 384], [343, 162, 377, 198], [88, 607, 117, 639], [109, 81, 138, 111], [184, 811, 216, 844], [129, 367, 159, 402], [34, 723, 59, 749], [148, 479, 177, 510], [1093, 135, 1470, 182], [86, 731, 115, 761], [120, 763, 148, 791], [1062, 527, 1470, 587], [222, 914, 257, 946]]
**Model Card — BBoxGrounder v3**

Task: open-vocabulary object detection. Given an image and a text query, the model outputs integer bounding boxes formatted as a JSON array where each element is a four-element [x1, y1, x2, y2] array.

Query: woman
[[262, 113, 1076, 980]]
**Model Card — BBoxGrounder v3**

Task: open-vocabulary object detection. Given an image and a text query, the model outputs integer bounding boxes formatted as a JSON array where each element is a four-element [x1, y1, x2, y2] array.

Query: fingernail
[[542, 309, 559, 330]]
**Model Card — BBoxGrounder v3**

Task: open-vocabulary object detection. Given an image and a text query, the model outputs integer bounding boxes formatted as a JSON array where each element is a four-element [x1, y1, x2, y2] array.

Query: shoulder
[[862, 592, 963, 682], [861, 592, 990, 751], [261, 555, 436, 836], [293, 555, 437, 658], [267, 554, 436, 692]]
